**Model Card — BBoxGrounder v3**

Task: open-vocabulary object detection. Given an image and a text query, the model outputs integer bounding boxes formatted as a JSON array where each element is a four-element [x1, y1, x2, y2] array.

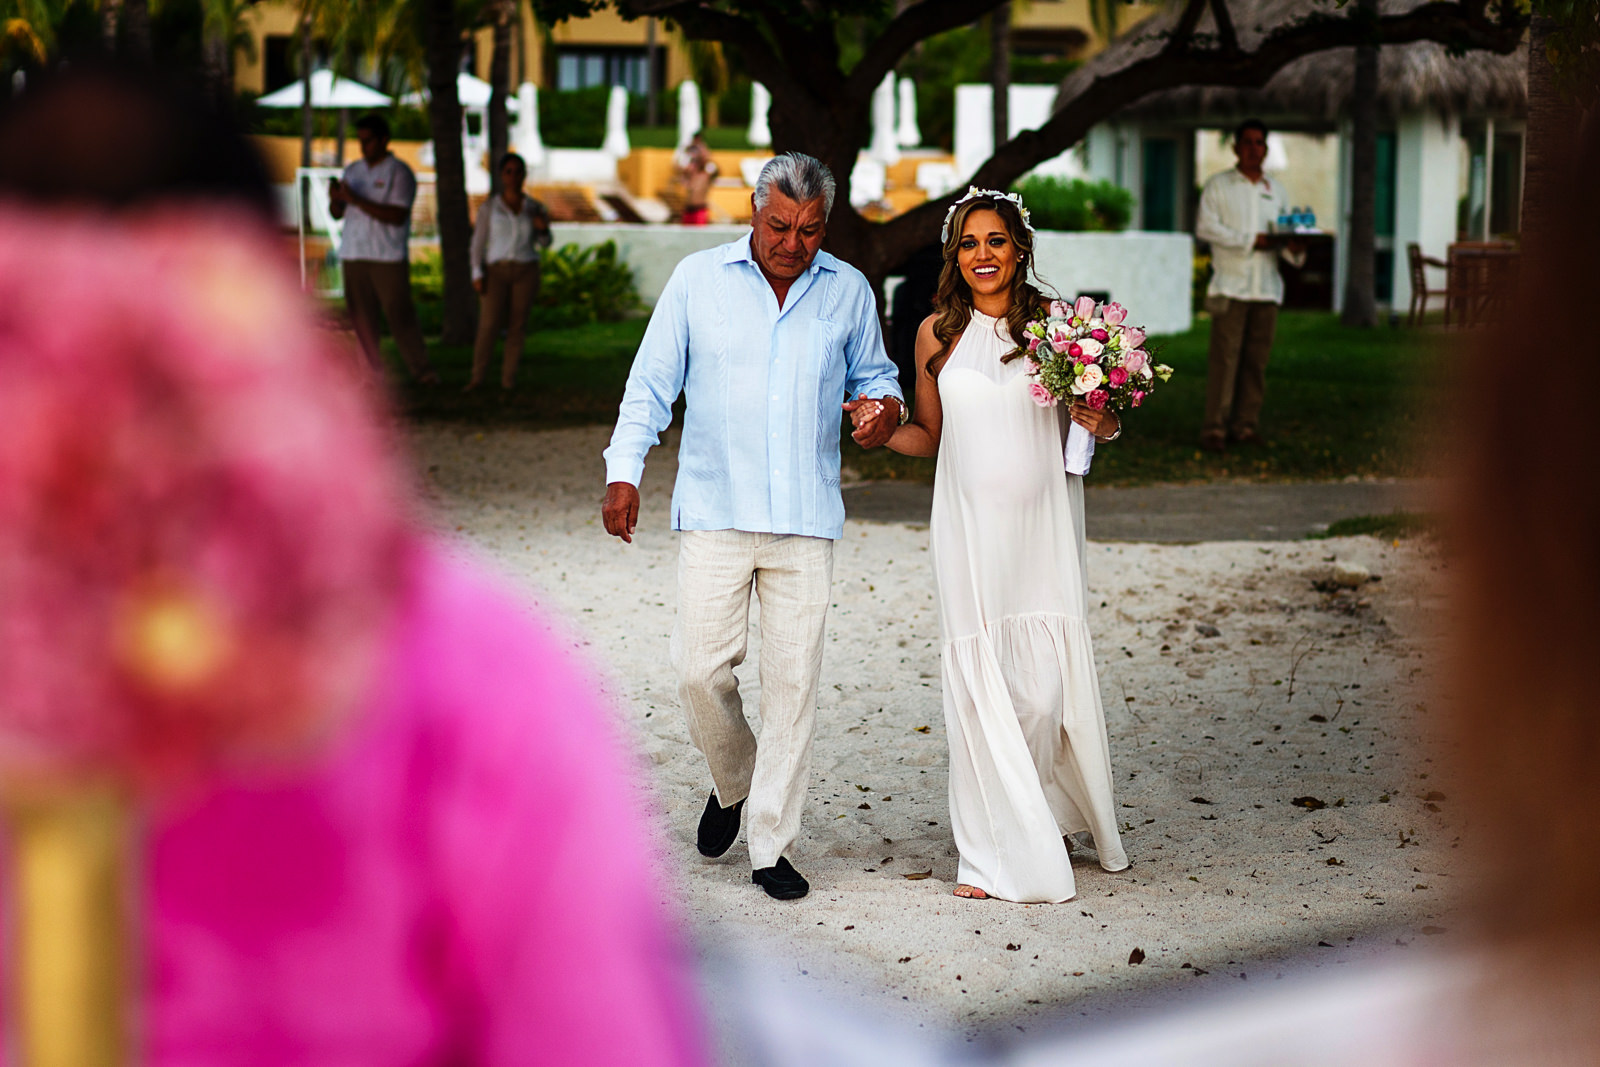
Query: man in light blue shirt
[[602, 153, 903, 901]]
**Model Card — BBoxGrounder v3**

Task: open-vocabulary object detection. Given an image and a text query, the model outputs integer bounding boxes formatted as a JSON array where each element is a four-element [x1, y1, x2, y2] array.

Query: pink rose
[[1090, 328, 1109, 343], [1132, 390, 1145, 407], [1086, 389, 1109, 410], [1122, 327, 1146, 350], [1067, 341, 1082, 359], [1028, 382, 1057, 407], [1049, 299, 1071, 318], [1073, 295, 1097, 321], [1122, 349, 1147, 374], [1107, 366, 1128, 387], [1102, 302, 1128, 326]]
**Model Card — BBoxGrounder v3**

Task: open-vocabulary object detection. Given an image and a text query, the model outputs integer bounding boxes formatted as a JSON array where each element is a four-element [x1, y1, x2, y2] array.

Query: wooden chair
[[1406, 242, 1448, 327], [1446, 241, 1519, 328]]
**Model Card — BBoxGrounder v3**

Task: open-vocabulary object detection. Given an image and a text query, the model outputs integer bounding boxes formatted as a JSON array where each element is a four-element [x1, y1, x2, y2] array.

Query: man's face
[[1234, 128, 1268, 173], [357, 128, 388, 165], [750, 189, 827, 285]]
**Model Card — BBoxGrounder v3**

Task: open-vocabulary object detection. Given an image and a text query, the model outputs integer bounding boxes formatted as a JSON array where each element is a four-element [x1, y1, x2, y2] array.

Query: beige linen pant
[[342, 259, 434, 380], [1203, 297, 1279, 438], [471, 260, 541, 388], [672, 530, 834, 870]]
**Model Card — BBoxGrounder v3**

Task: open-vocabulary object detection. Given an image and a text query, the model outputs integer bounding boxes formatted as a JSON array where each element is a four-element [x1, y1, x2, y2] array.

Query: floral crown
[[940, 186, 1035, 244]]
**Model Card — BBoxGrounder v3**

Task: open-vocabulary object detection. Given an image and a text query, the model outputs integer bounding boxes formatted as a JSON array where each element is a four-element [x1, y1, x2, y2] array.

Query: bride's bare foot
[[953, 884, 989, 899]]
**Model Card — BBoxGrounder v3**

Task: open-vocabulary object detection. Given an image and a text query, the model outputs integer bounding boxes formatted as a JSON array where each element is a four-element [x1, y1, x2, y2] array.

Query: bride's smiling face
[[956, 208, 1019, 301]]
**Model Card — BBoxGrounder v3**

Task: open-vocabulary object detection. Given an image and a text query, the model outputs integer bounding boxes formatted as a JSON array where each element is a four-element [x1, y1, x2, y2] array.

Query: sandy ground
[[407, 423, 1463, 1039]]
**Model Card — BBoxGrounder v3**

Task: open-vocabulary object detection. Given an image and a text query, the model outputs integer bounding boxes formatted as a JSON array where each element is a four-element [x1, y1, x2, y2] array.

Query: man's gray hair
[[753, 152, 836, 218]]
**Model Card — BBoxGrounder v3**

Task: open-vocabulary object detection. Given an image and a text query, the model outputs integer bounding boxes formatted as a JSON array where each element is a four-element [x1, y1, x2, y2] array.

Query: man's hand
[[843, 393, 900, 449], [473, 277, 487, 294], [602, 481, 640, 543]]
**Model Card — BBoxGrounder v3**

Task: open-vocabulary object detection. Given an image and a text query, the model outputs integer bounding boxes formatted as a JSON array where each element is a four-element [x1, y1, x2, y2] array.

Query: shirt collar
[[723, 231, 837, 277]]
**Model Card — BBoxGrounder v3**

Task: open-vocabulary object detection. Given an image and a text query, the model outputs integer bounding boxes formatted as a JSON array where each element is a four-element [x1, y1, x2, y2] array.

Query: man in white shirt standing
[[1194, 119, 1304, 452], [331, 115, 439, 385]]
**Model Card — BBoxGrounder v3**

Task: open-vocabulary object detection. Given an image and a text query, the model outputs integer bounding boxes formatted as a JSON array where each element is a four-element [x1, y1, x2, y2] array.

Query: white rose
[[1072, 363, 1106, 395], [1076, 337, 1104, 358]]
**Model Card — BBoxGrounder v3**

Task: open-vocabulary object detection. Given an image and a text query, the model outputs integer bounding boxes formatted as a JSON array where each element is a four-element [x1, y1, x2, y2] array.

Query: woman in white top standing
[[468, 152, 551, 391], [860, 190, 1129, 903]]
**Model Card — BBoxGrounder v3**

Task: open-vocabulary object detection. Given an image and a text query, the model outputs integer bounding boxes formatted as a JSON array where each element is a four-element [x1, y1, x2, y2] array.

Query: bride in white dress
[[862, 190, 1129, 902]]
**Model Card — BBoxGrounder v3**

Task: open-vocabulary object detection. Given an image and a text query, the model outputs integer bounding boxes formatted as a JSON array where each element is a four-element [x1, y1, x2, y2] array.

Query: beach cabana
[[1068, 0, 1527, 313]]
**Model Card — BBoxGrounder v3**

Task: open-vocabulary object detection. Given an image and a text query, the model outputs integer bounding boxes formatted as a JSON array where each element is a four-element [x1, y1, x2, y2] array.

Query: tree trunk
[[123, 0, 152, 63], [488, 0, 513, 170], [1340, 0, 1379, 327], [990, 3, 1011, 155], [1521, 13, 1575, 259], [426, 0, 477, 345], [299, 12, 314, 170], [201, 18, 233, 115], [646, 17, 658, 126], [101, 0, 122, 56]]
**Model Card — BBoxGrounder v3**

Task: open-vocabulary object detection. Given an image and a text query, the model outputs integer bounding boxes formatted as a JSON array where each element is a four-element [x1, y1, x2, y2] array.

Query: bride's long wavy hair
[[926, 195, 1047, 377]]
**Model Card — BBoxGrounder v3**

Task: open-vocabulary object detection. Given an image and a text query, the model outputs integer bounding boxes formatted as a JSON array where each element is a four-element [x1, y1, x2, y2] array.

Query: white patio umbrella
[[399, 73, 517, 111], [869, 73, 899, 166], [257, 69, 391, 109], [676, 80, 701, 150], [601, 84, 631, 157], [513, 83, 546, 168], [747, 82, 772, 148]]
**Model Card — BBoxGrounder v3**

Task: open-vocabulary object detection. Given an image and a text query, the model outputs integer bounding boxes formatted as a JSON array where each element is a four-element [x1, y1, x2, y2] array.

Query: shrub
[[1012, 176, 1133, 232], [536, 242, 642, 326], [540, 86, 610, 148]]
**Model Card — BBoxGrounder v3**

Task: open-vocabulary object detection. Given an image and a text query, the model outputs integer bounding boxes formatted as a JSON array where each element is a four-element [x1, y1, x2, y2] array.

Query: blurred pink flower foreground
[[0, 208, 408, 782]]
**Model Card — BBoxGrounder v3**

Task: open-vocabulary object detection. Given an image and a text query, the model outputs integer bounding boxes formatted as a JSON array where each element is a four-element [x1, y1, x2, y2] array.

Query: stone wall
[[548, 223, 1194, 336]]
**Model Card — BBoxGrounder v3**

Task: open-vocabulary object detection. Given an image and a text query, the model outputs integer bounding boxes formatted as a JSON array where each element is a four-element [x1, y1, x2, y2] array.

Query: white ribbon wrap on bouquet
[[1064, 420, 1095, 476]]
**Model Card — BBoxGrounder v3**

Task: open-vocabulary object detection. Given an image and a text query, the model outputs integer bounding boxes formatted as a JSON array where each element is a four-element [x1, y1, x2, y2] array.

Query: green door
[[1141, 137, 1178, 232]]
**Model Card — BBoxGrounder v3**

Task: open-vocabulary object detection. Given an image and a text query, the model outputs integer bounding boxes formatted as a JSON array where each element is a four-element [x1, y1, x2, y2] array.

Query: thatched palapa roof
[[1058, 0, 1527, 128]]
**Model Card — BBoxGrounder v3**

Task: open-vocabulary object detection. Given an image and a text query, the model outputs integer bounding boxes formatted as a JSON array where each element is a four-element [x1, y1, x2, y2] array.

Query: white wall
[[1391, 111, 1459, 310], [547, 223, 747, 303], [548, 224, 1193, 336], [1031, 231, 1194, 336]]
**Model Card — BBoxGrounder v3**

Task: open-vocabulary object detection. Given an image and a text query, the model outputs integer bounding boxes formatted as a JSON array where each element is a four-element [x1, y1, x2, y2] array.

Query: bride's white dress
[[932, 310, 1129, 903]]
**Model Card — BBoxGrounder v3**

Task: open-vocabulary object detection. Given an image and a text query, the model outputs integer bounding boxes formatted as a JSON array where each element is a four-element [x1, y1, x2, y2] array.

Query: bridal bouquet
[[1022, 296, 1173, 412]]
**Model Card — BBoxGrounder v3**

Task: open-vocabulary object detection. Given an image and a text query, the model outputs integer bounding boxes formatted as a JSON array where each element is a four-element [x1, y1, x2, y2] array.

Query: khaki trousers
[[472, 260, 541, 388], [671, 531, 834, 870], [342, 259, 434, 380], [1203, 298, 1279, 438]]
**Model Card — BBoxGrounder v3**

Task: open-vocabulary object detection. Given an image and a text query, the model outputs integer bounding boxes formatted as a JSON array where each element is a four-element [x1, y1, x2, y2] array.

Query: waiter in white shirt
[[1194, 119, 1304, 452], [330, 114, 439, 385]]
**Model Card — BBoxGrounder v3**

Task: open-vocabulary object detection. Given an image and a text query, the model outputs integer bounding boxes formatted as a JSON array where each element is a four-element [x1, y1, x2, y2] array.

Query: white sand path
[[407, 423, 1462, 1035]]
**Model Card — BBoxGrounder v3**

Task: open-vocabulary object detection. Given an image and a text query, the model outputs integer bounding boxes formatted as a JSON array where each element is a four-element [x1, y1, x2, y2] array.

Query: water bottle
[[1304, 206, 1317, 230], [1276, 207, 1290, 232]]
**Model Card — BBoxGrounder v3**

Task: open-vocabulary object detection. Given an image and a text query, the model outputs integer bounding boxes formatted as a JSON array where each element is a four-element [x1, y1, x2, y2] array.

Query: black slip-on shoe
[[696, 792, 744, 857], [752, 856, 809, 900]]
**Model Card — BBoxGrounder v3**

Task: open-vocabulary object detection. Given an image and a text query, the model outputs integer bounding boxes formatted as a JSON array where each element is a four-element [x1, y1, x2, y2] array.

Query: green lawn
[[386, 311, 1454, 486], [846, 311, 1455, 485]]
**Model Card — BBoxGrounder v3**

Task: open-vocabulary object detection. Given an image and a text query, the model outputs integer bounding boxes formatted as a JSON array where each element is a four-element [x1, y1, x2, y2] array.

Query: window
[[554, 47, 660, 95]]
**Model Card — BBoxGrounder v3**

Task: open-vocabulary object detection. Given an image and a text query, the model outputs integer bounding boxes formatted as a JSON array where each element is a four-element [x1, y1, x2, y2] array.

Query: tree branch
[[616, 1, 809, 105], [881, 0, 1527, 250], [845, 0, 1009, 102], [1209, 0, 1239, 54], [1164, 0, 1210, 56]]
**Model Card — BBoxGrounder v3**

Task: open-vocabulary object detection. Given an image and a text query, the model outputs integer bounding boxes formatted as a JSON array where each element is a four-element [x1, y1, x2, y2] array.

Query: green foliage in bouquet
[[1011, 176, 1134, 232]]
